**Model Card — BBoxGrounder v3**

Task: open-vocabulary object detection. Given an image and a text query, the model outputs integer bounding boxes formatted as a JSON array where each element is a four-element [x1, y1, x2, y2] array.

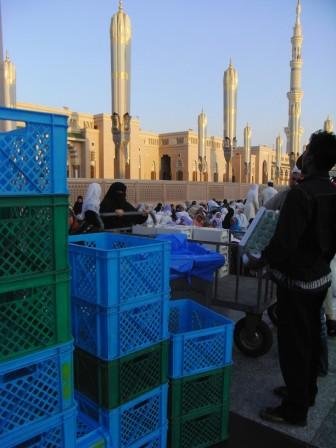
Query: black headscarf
[[100, 182, 128, 212], [222, 207, 234, 229], [99, 182, 147, 229]]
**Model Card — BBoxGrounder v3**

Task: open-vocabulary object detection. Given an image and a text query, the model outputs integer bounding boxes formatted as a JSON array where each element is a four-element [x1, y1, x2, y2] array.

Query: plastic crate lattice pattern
[[0, 124, 52, 194], [0, 343, 73, 438], [72, 297, 168, 359]]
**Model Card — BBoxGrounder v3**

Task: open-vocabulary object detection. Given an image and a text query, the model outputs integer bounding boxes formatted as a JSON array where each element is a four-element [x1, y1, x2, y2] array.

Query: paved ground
[[225, 319, 336, 448], [218, 283, 336, 448]]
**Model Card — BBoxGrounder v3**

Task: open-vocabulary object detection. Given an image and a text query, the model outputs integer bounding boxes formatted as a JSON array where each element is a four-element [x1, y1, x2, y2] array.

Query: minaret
[[0, 2, 17, 131], [197, 109, 207, 181], [223, 59, 238, 182], [275, 134, 283, 184], [324, 116, 333, 133], [243, 123, 251, 183], [285, 0, 304, 169], [110, 0, 132, 178]]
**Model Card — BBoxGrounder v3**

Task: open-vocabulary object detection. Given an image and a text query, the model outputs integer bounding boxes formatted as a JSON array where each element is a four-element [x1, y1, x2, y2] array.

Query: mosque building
[[0, 1, 333, 186]]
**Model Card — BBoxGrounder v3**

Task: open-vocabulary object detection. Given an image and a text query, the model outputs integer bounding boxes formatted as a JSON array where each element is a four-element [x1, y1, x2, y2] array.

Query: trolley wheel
[[267, 302, 279, 326], [234, 317, 273, 357]]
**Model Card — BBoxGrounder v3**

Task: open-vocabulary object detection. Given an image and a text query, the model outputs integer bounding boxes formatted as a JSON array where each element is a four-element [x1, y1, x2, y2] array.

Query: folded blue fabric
[[155, 233, 224, 281]]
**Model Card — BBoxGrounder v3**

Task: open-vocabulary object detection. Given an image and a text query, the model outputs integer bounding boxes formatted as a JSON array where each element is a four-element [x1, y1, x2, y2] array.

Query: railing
[[68, 179, 252, 205]]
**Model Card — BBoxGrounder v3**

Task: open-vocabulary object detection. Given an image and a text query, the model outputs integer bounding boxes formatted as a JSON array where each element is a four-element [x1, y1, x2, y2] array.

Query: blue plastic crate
[[1, 407, 77, 448], [76, 385, 168, 448], [0, 106, 68, 195], [126, 425, 167, 448], [76, 411, 108, 447], [68, 233, 170, 307], [72, 296, 169, 360], [168, 299, 233, 378], [0, 342, 74, 441]]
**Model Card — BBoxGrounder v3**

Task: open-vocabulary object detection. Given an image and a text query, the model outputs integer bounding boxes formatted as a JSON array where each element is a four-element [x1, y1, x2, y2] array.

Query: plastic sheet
[[155, 233, 224, 281]]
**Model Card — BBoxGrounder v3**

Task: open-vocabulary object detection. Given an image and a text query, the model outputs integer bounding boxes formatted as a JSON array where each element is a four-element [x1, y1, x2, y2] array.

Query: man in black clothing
[[260, 131, 336, 426]]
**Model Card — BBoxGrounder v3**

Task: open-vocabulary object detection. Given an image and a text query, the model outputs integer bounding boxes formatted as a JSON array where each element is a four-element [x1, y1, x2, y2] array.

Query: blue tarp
[[155, 233, 225, 281]]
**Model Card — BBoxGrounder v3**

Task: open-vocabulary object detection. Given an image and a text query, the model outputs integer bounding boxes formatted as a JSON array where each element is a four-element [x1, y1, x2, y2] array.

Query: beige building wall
[[93, 113, 114, 179], [16, 101, 290, 186], [231, 145, 290, 185], [138, 129, 160, 180]]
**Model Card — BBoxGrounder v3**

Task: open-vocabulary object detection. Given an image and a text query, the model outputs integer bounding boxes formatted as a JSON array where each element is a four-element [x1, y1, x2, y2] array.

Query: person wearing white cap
[[261, 181, 278, 206]]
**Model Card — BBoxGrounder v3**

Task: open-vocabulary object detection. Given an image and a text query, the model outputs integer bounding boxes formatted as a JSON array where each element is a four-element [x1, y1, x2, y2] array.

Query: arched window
[[160, 155, 171, 180], [176, 170, 183, 181]]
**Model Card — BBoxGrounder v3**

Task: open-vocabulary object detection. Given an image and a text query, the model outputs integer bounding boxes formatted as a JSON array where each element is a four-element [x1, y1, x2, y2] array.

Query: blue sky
[[2, 0, 336, 148]]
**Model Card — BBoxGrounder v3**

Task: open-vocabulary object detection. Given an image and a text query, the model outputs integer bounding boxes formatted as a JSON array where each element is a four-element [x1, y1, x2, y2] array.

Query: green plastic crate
[[74, 340, 168, 410], [0, 269, 71, 362], [0, 195, 68, 284], [169, 404, 229, 448], [169, 365, 231, 418]]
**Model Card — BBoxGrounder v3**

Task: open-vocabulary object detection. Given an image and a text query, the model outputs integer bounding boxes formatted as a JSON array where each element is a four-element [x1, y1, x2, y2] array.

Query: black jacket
[[264, 174, 336, 284]]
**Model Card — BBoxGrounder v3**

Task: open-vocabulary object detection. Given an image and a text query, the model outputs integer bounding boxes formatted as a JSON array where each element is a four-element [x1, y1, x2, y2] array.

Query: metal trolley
[[211, 239, 277, 358]]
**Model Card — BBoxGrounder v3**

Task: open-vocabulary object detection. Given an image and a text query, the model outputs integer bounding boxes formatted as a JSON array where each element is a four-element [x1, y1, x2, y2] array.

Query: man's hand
[[243, 252, 265, 270]]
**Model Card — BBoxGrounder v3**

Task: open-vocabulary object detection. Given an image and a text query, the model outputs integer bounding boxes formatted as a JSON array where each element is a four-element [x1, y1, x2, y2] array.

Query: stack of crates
[[68, 232, 171, 447], [168, 299, 234, 448], [0, 107, 76, 447]]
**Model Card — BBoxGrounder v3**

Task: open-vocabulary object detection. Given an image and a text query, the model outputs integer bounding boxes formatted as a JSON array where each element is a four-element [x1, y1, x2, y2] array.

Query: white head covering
[[292, 165, 301, 174], [235, 202, 245, 211], [81, 183, 102, 217], [245, 184, 259, 203], [207, 199, 218, 209], [210, 211, 223, 228], [176, 211, 193, 225]]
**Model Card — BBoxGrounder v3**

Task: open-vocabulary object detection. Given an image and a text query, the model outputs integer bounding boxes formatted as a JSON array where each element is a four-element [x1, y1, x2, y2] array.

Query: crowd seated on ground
[[70, 182, 266, 235], [72, 178, 310, 235]]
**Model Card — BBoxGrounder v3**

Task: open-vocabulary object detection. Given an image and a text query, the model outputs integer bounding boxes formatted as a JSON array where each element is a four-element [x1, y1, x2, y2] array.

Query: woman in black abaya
[[100, 182, 147, 229]]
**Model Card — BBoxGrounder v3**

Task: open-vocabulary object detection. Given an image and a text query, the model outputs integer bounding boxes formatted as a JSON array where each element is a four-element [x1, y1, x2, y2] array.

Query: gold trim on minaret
[[111, 0, 132, 178], [285, 0, 304, 165], [223, 59, 238, 181]]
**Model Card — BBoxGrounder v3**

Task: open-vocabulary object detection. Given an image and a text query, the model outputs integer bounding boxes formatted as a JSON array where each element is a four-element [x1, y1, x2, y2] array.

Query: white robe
[[261, 186, 278, 206], [244, 185, 259, 221]]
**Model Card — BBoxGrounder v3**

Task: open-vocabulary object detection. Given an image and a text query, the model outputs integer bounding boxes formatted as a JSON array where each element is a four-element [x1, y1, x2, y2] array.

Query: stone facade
[[17, 101, 291, 186]]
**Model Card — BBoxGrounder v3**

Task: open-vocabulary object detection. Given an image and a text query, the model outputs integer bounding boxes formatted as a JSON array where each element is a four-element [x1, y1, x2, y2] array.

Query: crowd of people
[[69, 180, 280, 235]]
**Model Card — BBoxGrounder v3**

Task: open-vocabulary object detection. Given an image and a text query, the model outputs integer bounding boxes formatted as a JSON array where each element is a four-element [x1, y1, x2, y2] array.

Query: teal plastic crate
[[74, 340, 168, 409], [169, 365, 232, 418], [0, 195, 69, 283], [169, 404, 229, 448], [0, 269, 71, 362]]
